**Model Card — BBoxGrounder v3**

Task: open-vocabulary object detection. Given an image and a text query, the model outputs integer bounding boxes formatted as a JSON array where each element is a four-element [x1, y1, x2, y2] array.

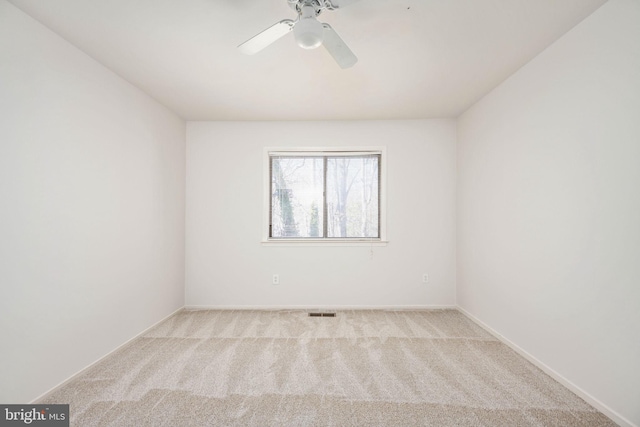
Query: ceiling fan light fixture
[[238, 0, 359, 68], [294, 16, 324, 49]]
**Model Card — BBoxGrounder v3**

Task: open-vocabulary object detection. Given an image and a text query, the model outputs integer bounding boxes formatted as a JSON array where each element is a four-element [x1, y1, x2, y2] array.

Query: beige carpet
[[40, 310, 615, 426]]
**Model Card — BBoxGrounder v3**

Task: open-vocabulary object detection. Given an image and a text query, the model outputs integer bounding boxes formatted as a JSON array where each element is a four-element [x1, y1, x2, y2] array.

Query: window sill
[[261, 239, 388, 247]]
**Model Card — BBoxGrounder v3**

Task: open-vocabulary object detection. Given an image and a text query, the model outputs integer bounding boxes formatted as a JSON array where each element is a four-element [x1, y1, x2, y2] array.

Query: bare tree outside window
[[270, 153, 380, 239], [271, 157, 323, 238]]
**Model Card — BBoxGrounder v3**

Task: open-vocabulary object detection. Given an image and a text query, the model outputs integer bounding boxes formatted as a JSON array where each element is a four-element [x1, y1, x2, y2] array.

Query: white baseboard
[[30, 307, 184, 404], [184, 304, 457, 311], [457, 306, 635, 427]]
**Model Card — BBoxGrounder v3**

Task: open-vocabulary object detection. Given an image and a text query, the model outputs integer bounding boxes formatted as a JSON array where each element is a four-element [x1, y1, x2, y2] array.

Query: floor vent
[[309, 312, 336, 317]]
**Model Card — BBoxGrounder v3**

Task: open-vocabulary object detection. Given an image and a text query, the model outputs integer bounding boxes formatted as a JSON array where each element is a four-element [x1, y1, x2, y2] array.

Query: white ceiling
[[8, 0, 607, 121]]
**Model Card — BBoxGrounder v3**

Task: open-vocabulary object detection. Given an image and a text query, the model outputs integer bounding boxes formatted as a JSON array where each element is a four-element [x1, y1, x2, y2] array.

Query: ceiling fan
[[238, 0, 361, 69]]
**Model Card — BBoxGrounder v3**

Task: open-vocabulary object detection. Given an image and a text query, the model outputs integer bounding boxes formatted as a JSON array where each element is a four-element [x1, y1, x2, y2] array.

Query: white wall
[[186, 120, 456, 308], [457, 0, 640, 425], [0, 1, 186, 403]]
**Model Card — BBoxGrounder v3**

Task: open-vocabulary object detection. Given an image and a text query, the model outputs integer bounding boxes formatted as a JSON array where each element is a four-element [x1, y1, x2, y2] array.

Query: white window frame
[[262, 147, 387, 246]]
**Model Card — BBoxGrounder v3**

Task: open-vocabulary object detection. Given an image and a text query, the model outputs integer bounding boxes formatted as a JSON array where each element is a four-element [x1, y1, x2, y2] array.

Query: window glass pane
[[271, 157, 324, 238], [326, 155, 379, 238]]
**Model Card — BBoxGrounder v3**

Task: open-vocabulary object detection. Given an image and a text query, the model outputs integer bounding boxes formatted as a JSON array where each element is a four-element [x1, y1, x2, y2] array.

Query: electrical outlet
[[422, 273, 429, 284], [272, 274, 279, 285]]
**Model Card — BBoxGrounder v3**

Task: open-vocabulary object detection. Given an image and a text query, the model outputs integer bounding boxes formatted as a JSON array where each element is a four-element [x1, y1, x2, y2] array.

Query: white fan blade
[[324, 0, 362, 9], [238, 19, 295, 55], [322, 24, 357, 69]]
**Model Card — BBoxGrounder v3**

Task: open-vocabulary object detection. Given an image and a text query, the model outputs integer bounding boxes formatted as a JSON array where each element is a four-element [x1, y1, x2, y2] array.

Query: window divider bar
[[322, 156, 328, 238]]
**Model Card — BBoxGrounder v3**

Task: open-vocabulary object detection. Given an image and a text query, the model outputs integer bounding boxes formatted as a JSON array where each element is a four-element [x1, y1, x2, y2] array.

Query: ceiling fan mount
[[287, 0, 324, 16], [238, 0, 362, 69]]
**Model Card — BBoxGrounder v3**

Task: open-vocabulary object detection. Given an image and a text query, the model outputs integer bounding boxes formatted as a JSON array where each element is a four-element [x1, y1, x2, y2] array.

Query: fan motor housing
[[289, 0, 324, 16]]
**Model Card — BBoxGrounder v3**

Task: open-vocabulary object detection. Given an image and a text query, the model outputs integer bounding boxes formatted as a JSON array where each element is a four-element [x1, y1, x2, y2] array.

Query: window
[[264, 148, 386, 243]]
